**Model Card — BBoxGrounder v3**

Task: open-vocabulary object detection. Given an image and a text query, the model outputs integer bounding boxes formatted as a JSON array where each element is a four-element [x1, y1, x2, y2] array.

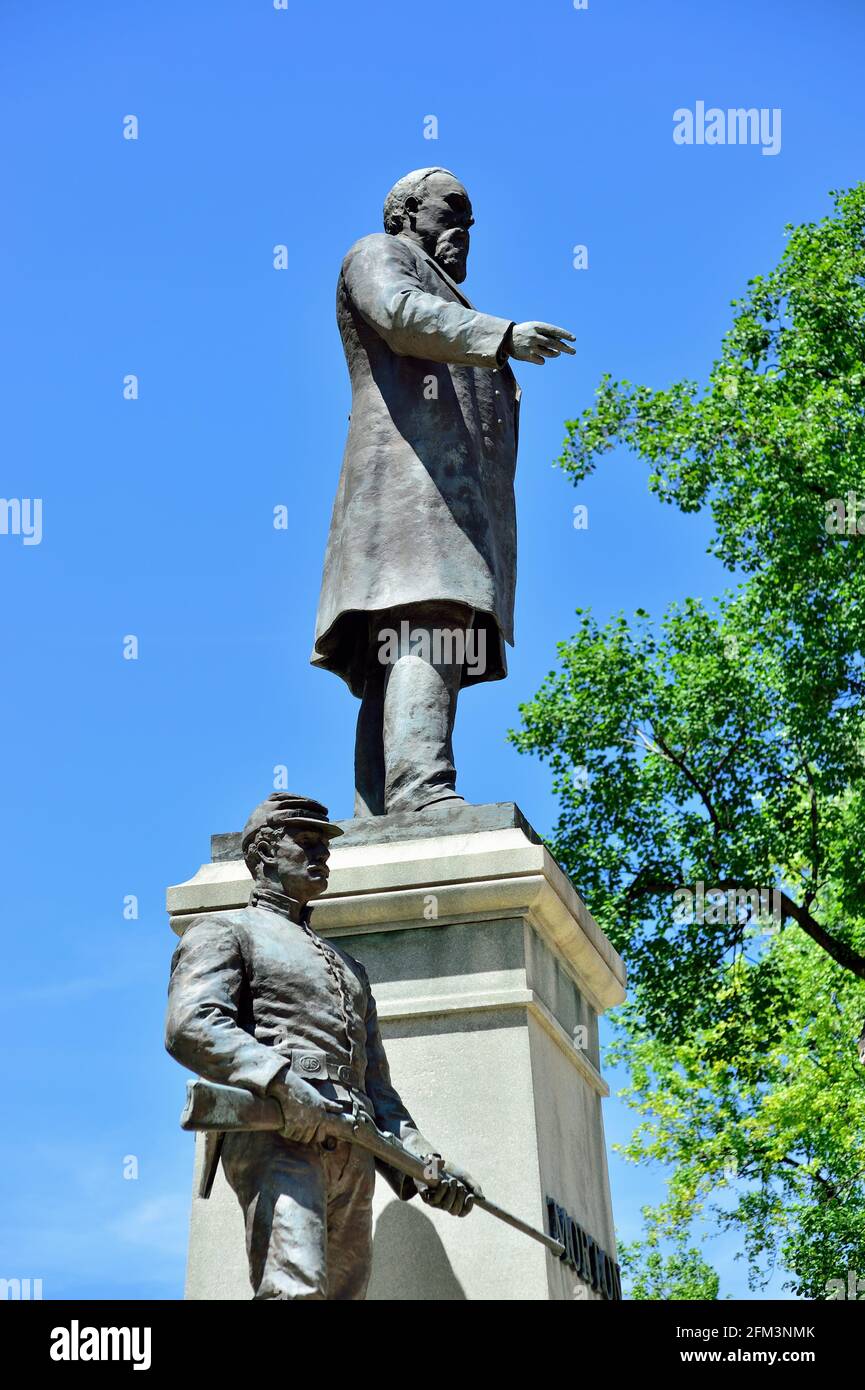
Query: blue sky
[[2, 0, 862, 1299]]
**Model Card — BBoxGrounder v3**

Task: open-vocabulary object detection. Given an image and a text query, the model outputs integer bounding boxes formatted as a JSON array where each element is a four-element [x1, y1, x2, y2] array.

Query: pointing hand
[[508, 322, 576, 365]]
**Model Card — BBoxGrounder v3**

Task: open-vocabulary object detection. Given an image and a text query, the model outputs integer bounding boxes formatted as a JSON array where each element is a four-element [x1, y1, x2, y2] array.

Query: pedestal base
[[166, 803, 626, 1301]]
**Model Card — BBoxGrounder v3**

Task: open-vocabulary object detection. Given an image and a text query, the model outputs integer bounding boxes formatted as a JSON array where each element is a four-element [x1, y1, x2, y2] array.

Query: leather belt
[[286, 1048, 360, 1089]]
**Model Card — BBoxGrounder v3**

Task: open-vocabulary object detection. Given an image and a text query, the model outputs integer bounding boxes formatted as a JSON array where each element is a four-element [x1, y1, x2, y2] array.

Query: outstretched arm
[[344, 235, 575, 370]]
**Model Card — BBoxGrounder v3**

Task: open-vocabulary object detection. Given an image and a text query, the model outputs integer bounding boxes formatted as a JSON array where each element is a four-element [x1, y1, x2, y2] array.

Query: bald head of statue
[[382, 167, 474, 284]]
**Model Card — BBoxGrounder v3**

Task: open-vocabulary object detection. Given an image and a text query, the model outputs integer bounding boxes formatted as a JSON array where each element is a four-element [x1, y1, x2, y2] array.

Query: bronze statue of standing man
[[311, 168, 575, 816], [166, 792, 480, 1300]]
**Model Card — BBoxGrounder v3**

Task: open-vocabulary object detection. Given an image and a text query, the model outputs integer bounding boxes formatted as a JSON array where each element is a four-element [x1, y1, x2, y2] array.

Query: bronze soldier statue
[[166, 792, 480, 1300], [312, 167, 575, 816]]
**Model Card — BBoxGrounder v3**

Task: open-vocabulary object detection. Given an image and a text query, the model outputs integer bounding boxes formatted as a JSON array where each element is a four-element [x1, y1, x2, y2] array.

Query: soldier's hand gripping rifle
[[181, 1077, 564, 1259]]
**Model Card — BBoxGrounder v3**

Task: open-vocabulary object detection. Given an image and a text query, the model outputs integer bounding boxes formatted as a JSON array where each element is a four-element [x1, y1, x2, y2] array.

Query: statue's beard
[[434, 230, 469, 282]]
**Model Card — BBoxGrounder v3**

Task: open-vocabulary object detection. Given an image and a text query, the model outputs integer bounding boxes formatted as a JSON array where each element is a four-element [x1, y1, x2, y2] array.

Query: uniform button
[[495, 389, 500, 396]]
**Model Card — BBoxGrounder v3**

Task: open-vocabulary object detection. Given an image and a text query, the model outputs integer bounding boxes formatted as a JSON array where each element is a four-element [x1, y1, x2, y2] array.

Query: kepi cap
[[241, 792, 344, 856]]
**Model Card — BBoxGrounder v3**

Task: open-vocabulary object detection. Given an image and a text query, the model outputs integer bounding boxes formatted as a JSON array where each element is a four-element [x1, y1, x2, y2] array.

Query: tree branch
[[624, 873, 865, 982], [779, 892, 865, 981], [636, 727, 723, 833]]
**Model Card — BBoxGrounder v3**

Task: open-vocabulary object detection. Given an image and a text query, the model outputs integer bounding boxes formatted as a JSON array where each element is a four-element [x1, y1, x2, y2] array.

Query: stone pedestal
[[166, 803, 626, 1301]]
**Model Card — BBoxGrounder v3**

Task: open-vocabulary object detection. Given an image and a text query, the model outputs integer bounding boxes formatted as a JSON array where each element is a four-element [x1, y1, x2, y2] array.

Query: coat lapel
[[408, 238, 520, 394], [410, 242, 476, 309]]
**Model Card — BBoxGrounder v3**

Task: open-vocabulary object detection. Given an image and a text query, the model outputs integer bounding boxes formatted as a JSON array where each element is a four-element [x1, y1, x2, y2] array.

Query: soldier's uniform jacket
[[165, 886, 420, 1197], [312, 231, 521, 697]]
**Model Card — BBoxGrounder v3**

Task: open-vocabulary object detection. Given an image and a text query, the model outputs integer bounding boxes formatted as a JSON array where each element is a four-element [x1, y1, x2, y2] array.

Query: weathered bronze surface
[[166, 791, 480, 1300], [312, 169, 575, 815]]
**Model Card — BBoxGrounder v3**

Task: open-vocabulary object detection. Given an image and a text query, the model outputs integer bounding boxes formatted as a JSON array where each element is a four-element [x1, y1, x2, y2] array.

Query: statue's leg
[[323, 1143, 376, 1300], [354, 643, 386, 817], [221, 1130, 328, 1300], [379, 601, 473, 814]]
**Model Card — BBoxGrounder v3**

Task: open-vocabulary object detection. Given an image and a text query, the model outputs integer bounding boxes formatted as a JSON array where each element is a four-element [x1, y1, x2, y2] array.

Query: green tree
[[620, 1233, 720, 1301], [611, 930, 865, 1296], [510, 185, 865, 1296]]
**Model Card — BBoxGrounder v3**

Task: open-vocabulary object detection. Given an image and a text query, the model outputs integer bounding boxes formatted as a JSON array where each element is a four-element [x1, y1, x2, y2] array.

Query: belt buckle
[[297, 1053, 324, 1077], [336, 1064, 354, 1085]]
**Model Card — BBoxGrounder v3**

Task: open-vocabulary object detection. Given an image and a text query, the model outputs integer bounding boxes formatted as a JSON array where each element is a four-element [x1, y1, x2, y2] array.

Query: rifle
[[181, 1077, 564, 1259]]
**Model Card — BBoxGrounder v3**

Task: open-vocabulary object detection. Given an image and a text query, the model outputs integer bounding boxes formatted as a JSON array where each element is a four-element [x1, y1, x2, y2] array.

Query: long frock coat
[[311, 231, 521, 697]]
